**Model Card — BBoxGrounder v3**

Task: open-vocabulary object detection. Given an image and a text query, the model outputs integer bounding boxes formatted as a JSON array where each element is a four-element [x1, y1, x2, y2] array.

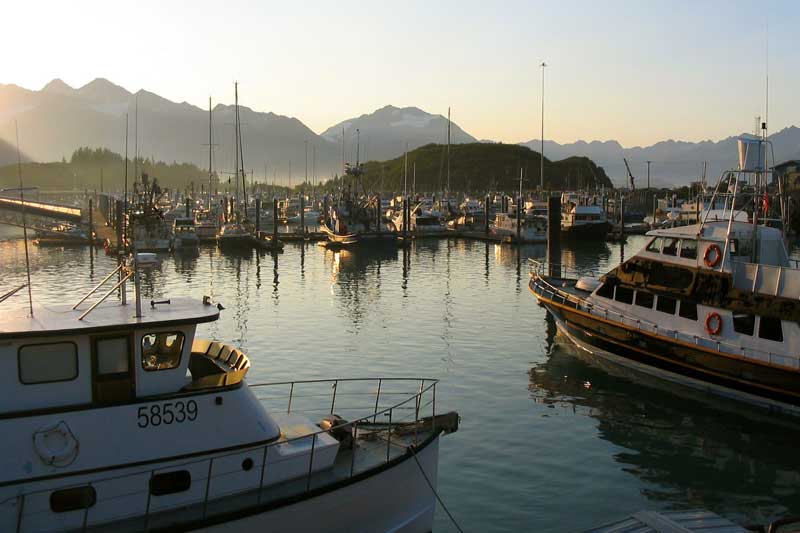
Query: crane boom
[[623, 158, 636, 191]]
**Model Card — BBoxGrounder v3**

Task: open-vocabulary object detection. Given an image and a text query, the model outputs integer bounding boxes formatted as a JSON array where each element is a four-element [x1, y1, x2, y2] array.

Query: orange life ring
[[705, 312, 722, 336], [703, 244, 722, 268]]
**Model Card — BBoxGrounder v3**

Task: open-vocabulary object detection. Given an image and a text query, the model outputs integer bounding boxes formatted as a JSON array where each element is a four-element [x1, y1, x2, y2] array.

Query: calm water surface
[[2, 234, 799, 532]]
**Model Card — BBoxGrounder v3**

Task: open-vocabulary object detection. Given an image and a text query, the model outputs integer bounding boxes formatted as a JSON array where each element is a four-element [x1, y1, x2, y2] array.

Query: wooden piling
[[255, 198, 261, 232], [273, 197, 279, 243], [547, 195, 561, 278], [185, 197, 190, 218], [300, 194, 305, 233], [516, 195, 522, 244], [485, 194, 490, 235], [619, 193, 625, 240], [115, 200, 123, 252], [88, 198, 94, 246]]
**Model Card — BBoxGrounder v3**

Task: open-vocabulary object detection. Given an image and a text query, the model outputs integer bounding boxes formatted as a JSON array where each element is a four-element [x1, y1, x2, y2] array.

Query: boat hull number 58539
[[137, 400, 198, 428]]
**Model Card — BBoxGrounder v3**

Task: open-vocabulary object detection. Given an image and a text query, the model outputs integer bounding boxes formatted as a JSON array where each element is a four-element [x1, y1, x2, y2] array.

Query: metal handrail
[[530, 273, 799, 370], [6, 377, 440, 531], [528, 259, 604, 280]]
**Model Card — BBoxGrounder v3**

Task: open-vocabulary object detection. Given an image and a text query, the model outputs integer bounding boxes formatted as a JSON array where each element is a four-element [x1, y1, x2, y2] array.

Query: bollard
[[547, 195, 561, 278]]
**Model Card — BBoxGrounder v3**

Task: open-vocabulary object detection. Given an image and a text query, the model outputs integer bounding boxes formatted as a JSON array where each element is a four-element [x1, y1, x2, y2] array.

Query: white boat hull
[[196, 437, 440, 533]]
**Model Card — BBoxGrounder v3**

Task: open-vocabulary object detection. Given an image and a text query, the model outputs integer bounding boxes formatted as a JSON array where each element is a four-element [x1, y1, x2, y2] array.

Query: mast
[[208, 97, 213, 211], [236, 83, 247, 214], [540, 62, 547, 190], [15, 121, 33, 316], [446, 107, 451, 193], [233, 84, 240, 220], [404, 142, 408, 196]]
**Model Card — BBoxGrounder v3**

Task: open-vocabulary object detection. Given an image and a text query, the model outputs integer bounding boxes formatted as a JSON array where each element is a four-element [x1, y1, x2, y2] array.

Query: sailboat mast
[[233, 83, 240, 219], [447, 107, 451, 193], [208, 97, 213, 211]]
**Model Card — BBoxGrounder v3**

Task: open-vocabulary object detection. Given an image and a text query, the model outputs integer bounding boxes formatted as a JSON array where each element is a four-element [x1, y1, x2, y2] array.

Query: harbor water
[[2, 235, 799, 531]]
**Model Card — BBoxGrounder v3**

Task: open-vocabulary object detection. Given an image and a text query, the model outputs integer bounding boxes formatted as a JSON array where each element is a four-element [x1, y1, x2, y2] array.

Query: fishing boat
[[392, 202, 447, 236], [0, 259, 458, 531], [530, 137, 800, 415], [128, 173, 172, 253], [195, 212, 220, 243], [560, 191, 611, 238], [491, 210, 547, 243], [34, 223, 90, 246], [172, 217, 200, 251]]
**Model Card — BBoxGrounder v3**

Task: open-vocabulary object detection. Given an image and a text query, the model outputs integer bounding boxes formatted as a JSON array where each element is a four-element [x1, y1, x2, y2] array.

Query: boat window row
[[49, 469, 193, 513], [596, 283, 697, 320], [645, 237, 698, 259], [16, 331, 184, 386], [732, 313, 783, 342]]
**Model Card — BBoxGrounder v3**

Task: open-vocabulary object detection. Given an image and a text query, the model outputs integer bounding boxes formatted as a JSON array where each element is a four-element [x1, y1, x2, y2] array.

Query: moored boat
[[530, 138, 800, 415]]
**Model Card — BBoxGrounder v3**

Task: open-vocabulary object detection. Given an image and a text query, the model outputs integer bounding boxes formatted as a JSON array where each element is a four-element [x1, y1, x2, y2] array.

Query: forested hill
[[357, 143, 613, 192], [0, 147, 208, 191]]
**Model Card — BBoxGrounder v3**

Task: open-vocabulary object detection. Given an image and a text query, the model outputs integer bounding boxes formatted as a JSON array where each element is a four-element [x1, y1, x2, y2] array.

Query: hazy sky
[[2, 0, 797, 146]]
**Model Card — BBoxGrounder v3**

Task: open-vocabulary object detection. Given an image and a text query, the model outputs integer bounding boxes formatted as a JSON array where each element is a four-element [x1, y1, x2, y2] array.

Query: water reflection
[[529, 328, 800, 526], [326, 245, 399, 332]]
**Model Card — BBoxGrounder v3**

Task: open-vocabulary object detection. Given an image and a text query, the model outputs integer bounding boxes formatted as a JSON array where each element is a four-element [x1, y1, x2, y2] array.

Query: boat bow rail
[[529, 267, 800, 371], [4, 377, 454, 532]]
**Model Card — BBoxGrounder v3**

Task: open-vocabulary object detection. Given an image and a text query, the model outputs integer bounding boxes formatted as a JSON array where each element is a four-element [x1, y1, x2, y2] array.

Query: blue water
[[2, 236, 799, 531]]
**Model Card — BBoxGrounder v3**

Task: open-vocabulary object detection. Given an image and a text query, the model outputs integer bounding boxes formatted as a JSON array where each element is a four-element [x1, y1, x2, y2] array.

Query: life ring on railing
[[33, 421, 79, 467], [703, 244, 722, 268], [705, 312, 723, 336]]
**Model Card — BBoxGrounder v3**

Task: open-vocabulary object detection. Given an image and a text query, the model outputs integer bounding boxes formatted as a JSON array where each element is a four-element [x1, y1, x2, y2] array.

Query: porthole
[[150, 470, 191, 496], [50, 486, 96, 513], [242, 458, 254, 471]]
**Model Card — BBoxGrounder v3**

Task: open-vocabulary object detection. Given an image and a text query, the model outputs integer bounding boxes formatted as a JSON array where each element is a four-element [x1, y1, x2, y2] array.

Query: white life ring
[[33, 421, 79, 467]]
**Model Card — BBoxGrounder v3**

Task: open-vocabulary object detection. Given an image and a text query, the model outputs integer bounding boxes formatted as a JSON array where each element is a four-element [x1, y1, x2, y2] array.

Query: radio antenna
[[15, 121, 33, 316]]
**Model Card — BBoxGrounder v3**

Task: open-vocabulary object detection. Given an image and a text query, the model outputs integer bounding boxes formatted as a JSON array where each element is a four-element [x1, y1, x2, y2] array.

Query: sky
[[1, 0, 798, 147]]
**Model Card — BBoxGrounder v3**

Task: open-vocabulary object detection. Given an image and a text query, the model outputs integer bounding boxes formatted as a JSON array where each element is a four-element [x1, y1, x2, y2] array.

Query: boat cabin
[[0, 298, 248, 414]]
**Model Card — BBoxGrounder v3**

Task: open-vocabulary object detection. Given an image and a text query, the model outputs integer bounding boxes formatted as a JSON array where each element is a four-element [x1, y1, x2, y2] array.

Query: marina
[[3, 2, 800, 530]]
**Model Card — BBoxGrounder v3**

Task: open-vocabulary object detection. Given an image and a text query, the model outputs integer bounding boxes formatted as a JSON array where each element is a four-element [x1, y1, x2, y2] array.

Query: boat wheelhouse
[[491, 211, 547, 243], [172, 217, 200, 251], [531, 138, 800, 415], [1, 267, 456, 531]]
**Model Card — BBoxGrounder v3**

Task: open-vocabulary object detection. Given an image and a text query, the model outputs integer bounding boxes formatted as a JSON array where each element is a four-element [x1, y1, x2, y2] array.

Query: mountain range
[[521, 127, 800, 188], [2, 77, 799, 188]]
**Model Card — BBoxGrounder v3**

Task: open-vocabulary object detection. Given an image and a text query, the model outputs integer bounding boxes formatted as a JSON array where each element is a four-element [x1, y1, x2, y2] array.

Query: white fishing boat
[[172, 217, 200, 251], [0, 257, 458, 532], [560, 192, 610, 238], [491, 211, 547, 243], [531, 137, 800, 415]]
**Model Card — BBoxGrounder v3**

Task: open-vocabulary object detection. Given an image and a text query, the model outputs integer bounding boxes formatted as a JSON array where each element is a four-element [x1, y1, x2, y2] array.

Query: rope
[[410, 446, 464, 533]]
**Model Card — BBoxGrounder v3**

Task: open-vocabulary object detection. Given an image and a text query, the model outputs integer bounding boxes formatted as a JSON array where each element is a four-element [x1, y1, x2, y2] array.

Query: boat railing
[[528, 259, 604, 280], [530, 272, 800, 371], [5, 377, 446, 532]]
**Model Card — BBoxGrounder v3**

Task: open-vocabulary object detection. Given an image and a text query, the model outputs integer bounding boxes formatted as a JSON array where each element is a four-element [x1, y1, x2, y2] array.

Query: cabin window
[[142, 332, 185, 371], [679, 239, 698, 260], [678, 301, 698, 321], [96, 337, 129, 375], [614, 286, 634, 305], [150, 470, 192, 496], [634, 291, 654, 309], [18, 342, 78, 384], [50, 486, 96, 513], [656, 295, 677, 315], [646, 237, 663, 253], [759, 317, 783, 342], [733, 314, 755, 336], [662, 238, 679, 256], [595, 281, 615, 299]]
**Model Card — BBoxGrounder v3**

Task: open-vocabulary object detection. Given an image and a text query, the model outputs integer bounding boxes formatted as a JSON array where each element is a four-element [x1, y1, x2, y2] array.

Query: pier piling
[[185, 197, 190, 218], [516, 195, 522, 244], [300, 195, 305, 233], [88, 198, 94, 246], [273, 197, 279, 244], [255, 198, 261, 232], [547, 194, 561, 278], [485, 194, 490, 235]]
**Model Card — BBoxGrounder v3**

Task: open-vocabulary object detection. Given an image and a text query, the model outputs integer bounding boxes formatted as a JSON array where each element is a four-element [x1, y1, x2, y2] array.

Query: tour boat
[[530, 138, 800, 415], [1, 261, 457, 531]]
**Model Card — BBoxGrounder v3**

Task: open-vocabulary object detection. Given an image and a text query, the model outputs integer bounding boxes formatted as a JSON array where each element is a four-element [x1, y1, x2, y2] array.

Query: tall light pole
[[540, 62, 547, 191]]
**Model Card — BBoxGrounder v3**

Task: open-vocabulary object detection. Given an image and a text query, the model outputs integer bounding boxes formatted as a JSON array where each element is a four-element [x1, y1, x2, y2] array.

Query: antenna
[[15, 121, 33, 316]]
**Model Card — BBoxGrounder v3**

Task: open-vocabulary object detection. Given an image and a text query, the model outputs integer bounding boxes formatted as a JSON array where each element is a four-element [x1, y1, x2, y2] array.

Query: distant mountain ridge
[[321, 105, 477, 162], [521, 127, 800, 187]]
